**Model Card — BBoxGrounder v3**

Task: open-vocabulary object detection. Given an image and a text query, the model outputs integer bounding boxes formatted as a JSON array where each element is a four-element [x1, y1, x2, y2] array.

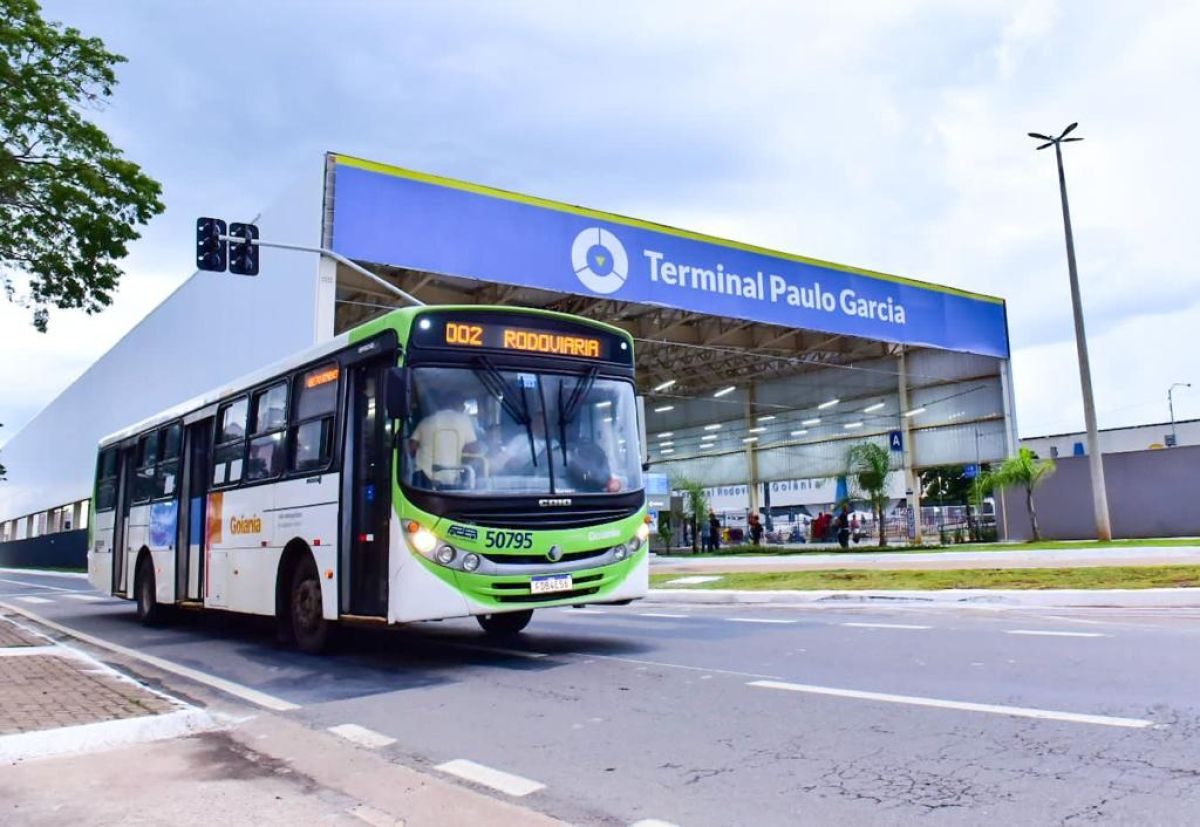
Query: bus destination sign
[[442, 321, 605, 359]]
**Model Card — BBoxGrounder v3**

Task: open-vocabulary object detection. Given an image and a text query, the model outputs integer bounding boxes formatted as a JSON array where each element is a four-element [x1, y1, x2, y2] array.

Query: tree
[[1, 0, 164, 331], [919, 464, 973, 505], [990, 448, 1056, 541], [671, 475, 708, 554], [847, 441, 892, 547]]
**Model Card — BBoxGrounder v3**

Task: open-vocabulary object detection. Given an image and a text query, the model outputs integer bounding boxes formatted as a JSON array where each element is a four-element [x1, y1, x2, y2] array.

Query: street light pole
[[1028, 123, 1112, 541], [1169, 383, 1191, 446]]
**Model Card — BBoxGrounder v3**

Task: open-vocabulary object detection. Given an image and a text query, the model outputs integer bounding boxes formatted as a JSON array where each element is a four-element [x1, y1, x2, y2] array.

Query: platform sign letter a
[[889, 430, 903, 452]]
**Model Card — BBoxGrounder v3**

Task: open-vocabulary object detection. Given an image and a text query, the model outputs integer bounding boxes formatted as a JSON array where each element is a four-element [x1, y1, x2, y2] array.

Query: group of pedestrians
[[811, 505, 856, 549]]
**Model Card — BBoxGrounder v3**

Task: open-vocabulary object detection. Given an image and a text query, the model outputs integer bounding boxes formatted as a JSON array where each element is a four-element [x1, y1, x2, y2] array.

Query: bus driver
[[407, 388, 481, 488]]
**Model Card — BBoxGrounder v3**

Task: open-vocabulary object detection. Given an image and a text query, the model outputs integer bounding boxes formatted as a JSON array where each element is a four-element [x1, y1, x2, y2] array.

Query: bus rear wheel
[[135, 557, 164, 626], [290, 558, 330, 654], [477, 610, 533, 637]]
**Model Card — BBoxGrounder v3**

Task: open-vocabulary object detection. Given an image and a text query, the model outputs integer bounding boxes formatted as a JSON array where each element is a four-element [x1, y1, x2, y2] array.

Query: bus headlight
[[407, 521, 438, 555], [613, 545, 628, 562], [436, 544, 457, 565], [462, 553, 481, 572], [635, 522, 650, 544]]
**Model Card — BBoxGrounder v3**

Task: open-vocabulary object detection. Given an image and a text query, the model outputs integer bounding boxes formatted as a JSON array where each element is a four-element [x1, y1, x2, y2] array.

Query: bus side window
[[247, 383, 287, 481], [95, 448, 118, 512], [290, 363, 339, 474], [213, 397, 249, 487], [156, 422, 182, 498], [134, 433, 157, 503]]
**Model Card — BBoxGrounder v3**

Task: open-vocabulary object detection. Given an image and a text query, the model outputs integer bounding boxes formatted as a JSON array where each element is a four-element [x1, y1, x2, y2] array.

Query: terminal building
[[0, 153, 1015, 556]]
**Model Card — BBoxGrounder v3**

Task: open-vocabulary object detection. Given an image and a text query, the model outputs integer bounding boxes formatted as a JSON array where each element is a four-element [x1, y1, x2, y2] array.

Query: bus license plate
[[530, 574, 573, 594]]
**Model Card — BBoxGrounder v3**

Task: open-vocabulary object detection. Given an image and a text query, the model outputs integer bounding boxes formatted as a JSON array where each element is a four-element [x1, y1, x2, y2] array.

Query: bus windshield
[[402, 366, 642, 496]]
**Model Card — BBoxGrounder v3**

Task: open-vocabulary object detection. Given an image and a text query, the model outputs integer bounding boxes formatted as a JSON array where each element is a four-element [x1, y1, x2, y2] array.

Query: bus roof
[[97, 304, 633, 448]]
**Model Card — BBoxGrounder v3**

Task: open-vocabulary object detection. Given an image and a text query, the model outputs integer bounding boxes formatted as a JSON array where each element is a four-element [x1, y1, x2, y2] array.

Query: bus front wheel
[[290, 558, 330, 654], [477, 610, 533, 637]]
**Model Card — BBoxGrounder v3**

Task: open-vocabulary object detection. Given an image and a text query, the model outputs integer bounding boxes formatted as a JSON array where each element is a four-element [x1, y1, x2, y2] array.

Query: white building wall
[[0, 171, 327, 523], [1022, 419, 1200, 458]]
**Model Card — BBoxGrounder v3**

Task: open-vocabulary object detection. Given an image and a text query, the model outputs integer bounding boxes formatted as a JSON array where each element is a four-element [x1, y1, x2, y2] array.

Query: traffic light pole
[[219, 236, 425, 307]]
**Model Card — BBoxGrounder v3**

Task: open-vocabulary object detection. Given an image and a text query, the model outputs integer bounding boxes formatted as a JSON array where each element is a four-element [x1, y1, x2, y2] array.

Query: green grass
[[651, 565, 1200, 591], [656, 537, 1200, 558]]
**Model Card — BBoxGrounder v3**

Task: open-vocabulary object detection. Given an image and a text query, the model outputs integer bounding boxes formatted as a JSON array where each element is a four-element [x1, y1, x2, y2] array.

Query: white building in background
[[1021, 418, 1200, 459]]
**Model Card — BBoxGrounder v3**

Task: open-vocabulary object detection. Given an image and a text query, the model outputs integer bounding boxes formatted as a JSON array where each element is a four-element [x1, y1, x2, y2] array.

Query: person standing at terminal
[[836, 505, 851, 549], [706, 510, 721, 552]]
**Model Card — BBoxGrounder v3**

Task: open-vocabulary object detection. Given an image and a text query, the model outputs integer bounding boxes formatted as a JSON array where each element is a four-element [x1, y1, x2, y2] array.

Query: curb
[[646, 587, 1200, 609]]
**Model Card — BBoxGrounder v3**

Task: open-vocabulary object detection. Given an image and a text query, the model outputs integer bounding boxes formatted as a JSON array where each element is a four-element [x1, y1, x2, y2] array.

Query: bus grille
[[480, 546, 609, 566], [445, 505, 639, 530], [492, 573, 604, 603]]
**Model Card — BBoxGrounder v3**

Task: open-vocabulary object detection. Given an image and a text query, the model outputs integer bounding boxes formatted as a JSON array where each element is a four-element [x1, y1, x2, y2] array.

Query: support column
[[745, 385, 760, 518], [70, 501, 83, 532], [897, 348, 922, 540], [999, 359, 1019, 457]]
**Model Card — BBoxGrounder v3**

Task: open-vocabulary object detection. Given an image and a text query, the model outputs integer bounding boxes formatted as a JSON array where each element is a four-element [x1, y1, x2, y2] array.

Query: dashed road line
[[841, 622, 932, 630], [725, 617, 797, 625], [14, 596, 53, 605], [638, 612, 689, 619], [0, 600, 300, 712], [434, 758, 546, 797], [0, 577, 86, 593], [1005, 629, 1108, 638], [328, 723, 396, 749], [748, 679, 1153, 729], [566, 608, 606, 614], [575, 652, 782, 681], [62, 594, 107, 602]]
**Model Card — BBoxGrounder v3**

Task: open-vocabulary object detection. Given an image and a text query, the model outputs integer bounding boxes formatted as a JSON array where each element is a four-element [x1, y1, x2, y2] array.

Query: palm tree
[[671, 475, 709, 554], [847, 442, 892, 546], [990, 448, 1056, 541]]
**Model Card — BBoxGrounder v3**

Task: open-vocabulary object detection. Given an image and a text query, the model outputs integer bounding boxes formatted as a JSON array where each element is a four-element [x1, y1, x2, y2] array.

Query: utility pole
[[1028, 124, 1112, 541]]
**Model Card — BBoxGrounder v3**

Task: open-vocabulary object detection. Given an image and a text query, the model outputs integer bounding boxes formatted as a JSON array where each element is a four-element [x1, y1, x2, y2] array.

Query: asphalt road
[[4, 568, 1200, 826]]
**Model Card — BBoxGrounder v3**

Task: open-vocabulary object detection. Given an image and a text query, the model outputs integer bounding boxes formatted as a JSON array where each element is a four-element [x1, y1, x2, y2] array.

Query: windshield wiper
[[555, 367, 598, 464], [471, 356, 540, 467]]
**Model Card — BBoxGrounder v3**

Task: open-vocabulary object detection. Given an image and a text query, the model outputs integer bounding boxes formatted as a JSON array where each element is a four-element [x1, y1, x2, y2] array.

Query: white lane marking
[[575, 652, 782, 681], [0, 601, 300, 712], [439, 640, 548, 660], [328, 724, 396, 749], [0, 577, 85, 593], [14, 596, 53, 605], [639, 612, 688, 619], [435, 758, 545, 797], [748, 680, 1153, 729], [62, 594, 107, 602], [725, 617, 797, 624], [1005, 630, 1108, 638], [663, 575, 723, 585], [567, 608, 606, 614], [0, 568, 87, 579], [841, 622, 932, 630]]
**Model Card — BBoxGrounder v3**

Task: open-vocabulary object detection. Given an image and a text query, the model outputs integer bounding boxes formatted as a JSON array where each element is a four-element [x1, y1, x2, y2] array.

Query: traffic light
[[195, 217, 227, 272], [228, 222, 260, 276]]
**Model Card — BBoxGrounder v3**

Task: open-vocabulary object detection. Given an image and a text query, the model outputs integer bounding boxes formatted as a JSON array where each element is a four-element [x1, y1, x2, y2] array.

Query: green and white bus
[[88, 306, 648, 651]]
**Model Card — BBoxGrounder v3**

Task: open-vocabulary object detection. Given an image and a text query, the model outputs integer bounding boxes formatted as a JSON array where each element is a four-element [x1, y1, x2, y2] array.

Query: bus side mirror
[[385, 367, 408, 420]]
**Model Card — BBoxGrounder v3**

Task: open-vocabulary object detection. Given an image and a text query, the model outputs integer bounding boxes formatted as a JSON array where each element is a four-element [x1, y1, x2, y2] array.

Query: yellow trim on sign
[[329, 152, 1005, 305]]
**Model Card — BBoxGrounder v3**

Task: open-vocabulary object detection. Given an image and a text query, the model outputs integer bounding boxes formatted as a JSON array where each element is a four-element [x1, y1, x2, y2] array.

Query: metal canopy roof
[[333, 261, 902, 397]]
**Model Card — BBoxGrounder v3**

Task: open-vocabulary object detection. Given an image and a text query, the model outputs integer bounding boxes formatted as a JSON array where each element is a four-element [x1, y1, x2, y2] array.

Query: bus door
[[111, 443, 137, 597], [177, 417, 213, 602], [340, 359, 391, 617]]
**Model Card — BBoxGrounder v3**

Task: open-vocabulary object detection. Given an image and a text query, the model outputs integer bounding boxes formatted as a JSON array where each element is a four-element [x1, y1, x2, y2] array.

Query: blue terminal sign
[[328, 155, 1010, 359]]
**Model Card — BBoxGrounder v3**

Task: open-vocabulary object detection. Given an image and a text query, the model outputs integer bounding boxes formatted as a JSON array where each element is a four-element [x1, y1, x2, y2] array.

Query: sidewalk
[[0, 611, 563, 827], [651, 544, 1200, 574]]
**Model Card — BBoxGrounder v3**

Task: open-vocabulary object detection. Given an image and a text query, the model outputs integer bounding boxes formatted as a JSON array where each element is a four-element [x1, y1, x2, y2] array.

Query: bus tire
[[476, 609, 533, 637], [135, 556, 164, 627], [289, 556, 330, 654]]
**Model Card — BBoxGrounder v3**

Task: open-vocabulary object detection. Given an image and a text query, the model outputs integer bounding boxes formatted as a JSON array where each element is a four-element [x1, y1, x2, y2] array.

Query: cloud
[[4, 0, 1197, 441]]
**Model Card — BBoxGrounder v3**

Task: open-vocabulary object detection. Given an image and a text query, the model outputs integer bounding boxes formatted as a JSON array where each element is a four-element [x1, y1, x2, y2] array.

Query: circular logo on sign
[[571, 227, 628, 295]]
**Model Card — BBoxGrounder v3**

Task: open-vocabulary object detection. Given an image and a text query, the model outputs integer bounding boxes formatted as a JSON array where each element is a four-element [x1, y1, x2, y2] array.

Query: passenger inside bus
[[407, 388, 481, 488]]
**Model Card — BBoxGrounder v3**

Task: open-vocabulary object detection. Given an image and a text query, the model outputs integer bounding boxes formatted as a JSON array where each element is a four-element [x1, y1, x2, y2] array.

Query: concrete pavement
[[651, 543, 1200, 573], [5, 568, 1200, 824]]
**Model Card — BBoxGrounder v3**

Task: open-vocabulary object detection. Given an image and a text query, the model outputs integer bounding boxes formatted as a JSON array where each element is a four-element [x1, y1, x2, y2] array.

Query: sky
[[3, 0, 1199, 447]]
